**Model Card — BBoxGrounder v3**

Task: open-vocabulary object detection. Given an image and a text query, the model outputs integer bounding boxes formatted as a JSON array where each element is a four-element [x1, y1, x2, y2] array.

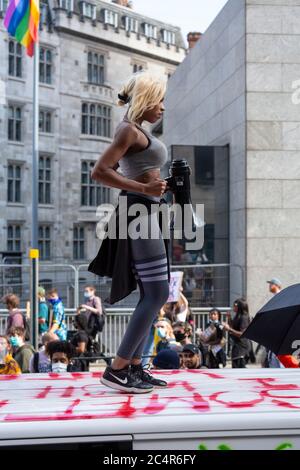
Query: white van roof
[[0, 369, 300, 446]]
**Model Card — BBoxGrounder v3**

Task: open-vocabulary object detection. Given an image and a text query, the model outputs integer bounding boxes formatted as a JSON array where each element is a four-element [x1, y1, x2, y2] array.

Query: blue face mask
[[84, 292, 93, 299], [157, 327, 167, 339], [48, 298, 58, 305], [10, 336, 20, 348]]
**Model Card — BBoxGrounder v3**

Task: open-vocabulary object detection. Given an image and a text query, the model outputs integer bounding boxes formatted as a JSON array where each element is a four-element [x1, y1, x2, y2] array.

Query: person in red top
[[278, 355, 300, 368]]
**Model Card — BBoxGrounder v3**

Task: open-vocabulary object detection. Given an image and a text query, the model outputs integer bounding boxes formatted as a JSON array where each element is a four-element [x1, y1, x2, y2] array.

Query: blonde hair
[[117, 72, 166, 122]]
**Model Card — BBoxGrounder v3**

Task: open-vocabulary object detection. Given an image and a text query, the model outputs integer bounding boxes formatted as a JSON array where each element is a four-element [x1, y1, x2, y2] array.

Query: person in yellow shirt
[[0, 335, 21, 375]]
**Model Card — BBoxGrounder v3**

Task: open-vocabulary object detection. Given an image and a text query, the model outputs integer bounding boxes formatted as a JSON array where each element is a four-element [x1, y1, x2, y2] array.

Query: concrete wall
[[246, 0, 300, 313], [163, 0, 247, 303]]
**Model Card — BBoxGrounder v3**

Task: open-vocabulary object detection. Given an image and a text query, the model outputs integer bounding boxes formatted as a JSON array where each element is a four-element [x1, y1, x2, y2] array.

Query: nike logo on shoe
[[110, 372, 128, 385]]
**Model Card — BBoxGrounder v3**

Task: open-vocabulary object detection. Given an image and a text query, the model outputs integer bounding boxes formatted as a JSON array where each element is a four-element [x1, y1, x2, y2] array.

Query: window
[[194, 147, 215, 186], [39, 2, 48, 27], [7, 164, 21, 203], [58, 0, 73, 10], [8, 40, 22, 78], [8, 105, 22, 142], [39, 155, 51, 204], [81, 103, 111, 138], [38, 225, 51, 260], [171, 144, 229, 306], [162, 30, 176, 45], [144, 23, 157, 39], [81, 161, 110, 206], [39, 47, 53, 84], [133, 64, 143, 74], [125, 16, 138, 33], [87, 52, 104, 85], [73, 226, 85, 260], [7, 224, 21, 252], [0, 0, 8, 15], [39, 109, 52, 133], [104, 9, 118, 27], [80, 2, 96, 20]]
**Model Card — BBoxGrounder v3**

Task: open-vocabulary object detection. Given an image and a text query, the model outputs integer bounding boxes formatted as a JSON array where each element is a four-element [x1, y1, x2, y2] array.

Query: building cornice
[[55, 25, 184, 66]]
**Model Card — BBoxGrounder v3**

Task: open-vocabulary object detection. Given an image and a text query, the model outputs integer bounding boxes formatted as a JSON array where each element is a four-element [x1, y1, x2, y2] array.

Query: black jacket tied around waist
[[88, 190, 171, 305]]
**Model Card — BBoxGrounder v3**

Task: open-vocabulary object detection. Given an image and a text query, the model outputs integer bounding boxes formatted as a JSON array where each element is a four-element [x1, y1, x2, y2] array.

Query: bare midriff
[[133, 168, 161, 184]]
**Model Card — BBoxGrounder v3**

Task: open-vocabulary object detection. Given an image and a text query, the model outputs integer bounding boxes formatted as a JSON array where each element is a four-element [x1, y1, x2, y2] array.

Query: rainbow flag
[[4, 0, 40, 57]]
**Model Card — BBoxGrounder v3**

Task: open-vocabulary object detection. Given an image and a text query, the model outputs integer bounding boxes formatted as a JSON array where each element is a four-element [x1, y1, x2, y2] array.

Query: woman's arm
[[82, 297, 102, 315], [76, 342, 87, 354], [223, 324, 244, 338], [91, 125, 166, 197], [199, 334, 209, 344], [180, 292, 189, 306], [81, 305, 98, 314]]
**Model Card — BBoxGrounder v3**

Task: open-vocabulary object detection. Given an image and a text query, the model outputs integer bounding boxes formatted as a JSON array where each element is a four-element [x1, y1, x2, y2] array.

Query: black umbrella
[[242, 283, 300, 355]]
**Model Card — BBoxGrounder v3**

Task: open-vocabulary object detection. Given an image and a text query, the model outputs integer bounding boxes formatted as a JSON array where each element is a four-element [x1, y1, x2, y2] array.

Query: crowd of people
[[0, 276, 299, 376], [0, 285, 105, 375]]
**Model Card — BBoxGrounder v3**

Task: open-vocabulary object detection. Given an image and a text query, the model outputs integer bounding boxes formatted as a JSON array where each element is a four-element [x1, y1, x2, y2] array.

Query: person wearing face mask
[[47, 288, 67, 341], [0, 335, 21, 375], [29, 332, 58, 373], [154, 319, 181, 354], [197, 309, 227, 368], [172, 321, 193, 346], [38, 286, 50, 338], [8, 327, 35, 373], [77, 286, 105, 340], [47, 340, 76, 373]]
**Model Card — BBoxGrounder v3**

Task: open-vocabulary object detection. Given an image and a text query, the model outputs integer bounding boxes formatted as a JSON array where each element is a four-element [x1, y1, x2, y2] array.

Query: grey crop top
[[118, 120, 168, 179]]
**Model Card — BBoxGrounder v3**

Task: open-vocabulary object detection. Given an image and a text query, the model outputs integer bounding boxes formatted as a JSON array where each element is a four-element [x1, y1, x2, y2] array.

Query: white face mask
[[51, 362, 68, 373]]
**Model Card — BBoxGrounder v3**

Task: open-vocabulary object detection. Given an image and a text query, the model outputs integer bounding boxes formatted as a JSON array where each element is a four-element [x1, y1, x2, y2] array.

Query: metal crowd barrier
[[0, 307, 231, 357], [0, 262, 244, 309]]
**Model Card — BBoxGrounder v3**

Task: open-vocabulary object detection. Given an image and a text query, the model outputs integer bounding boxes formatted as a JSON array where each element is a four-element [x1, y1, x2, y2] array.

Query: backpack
[[88, 302, 106, 336], [92, 312, 105, 334]]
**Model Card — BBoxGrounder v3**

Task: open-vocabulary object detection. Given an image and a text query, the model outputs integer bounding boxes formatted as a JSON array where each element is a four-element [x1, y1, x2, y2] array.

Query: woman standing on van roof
[[89, 72, 170, 394]]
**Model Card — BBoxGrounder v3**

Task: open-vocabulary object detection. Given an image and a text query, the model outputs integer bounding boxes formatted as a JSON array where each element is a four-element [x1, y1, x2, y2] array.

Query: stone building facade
[[163, 0, 300, 314], [0, 0, 186, 268]]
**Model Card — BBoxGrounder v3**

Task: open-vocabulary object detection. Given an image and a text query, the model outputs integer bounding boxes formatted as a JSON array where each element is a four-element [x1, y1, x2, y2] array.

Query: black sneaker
[[100, 366, 154, 394], [131, 364, 168, 388]]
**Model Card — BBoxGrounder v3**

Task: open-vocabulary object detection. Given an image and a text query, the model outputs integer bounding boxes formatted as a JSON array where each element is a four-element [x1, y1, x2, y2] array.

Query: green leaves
[[198, 442, 293, 451]]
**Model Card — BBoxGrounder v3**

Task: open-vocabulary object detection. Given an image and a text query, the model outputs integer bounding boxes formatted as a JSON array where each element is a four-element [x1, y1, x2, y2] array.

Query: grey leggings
[[116, 193, 170, 361]]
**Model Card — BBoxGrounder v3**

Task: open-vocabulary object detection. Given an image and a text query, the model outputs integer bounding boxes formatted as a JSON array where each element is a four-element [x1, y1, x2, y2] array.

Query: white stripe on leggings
[[136, 265, 168, 276], [135, 257, 167, 269], [139, 274, 168, 282]]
